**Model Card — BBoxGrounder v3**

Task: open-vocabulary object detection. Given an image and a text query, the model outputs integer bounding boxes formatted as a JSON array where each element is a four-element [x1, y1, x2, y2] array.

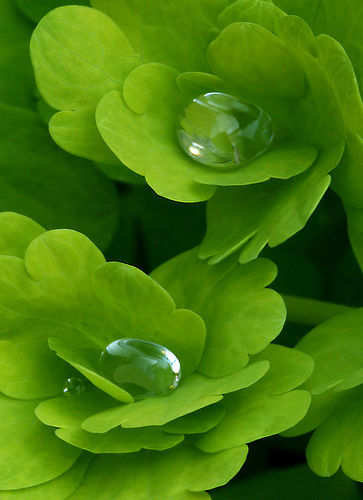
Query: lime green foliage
[[152, 248, 286, 375], [0, 0, 34, 109], [0, 0, 120, 250], [29, 0, 362, 261], [15, 0, 90, 23], [0, 211, 313, 498], [285, 310, 363, 482]]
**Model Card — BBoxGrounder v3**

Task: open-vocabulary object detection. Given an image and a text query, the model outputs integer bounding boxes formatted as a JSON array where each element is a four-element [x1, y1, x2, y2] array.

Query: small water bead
[[177, 92, 274, 168], [63, 377, 85, 397], [99, 338, 181, 400]]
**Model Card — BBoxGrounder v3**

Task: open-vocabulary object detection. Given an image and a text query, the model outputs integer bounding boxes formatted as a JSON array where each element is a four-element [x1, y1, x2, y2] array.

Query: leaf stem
[[282, 295, 354, 326]]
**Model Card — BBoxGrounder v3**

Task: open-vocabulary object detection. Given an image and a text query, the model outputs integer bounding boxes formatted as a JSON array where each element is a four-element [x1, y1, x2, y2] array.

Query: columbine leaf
[[91, 0, 227, 72], [192, 143, 318, 186], [152, 248, 286, 376], [0, 324, 70, 400], [15, 0, 90, 24], [82, 361, 269, 432], [164, 404, 226, 435], [217, 0, 286, 33], [0, 212, 44, 258], [30, 5, 138, 111], [200, 145, 344, 263], [196, 344, 313, 452], [49, 109, 121, 165], [295, 309, 363, 394], [67, 445, 247, 500], [0, 454, 91, 500], [0, 0, 34, 109], [196, 390, 311, 453], [0, 102, 119, 250], [96, 64, 216, 202], [207, 21, 305, 98], [274, 0, 363, 92], [0, 395, 80, 490], [306, 393, 363, 482], [36, 390, 184, 453], [345, 203, 363, 273], [0, 227, 206, 395]]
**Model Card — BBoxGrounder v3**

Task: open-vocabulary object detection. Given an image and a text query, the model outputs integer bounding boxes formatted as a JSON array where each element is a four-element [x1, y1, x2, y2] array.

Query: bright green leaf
[[0, 454, 91, 500], [96, 65, 216, 202], [30, 5, 139, 111], [307, 393, 363, 482], [82, 361, 269, 432], [0, 395, 80, 490], [152, 249, 285, 376], [200, 145, 343, 264], [68, 445, 247, 499], [196, 390, 311, 452]]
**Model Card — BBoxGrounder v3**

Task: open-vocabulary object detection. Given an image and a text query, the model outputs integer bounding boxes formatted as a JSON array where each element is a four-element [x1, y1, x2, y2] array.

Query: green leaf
[[196, 344, 313, 452], [82, 361, 269, 432], [333, 133, 363, 208], [345, 203, 363, 272], [200, 145, 344, 263], [217, 0, 286, 33], [49, 109, 121, 165], [164, 404, 226, 435], [0, 324, 70, 400], [96, 65, 216, 202], [0, 103, 119, 250], [249, 344, 314, 395], [68, 445, 247, 499], [36, 390, 184, 453], [152, 249, 286, 376], [208, 22, 305, 98], [296, 309, 363, 394], [196, 390, 311, 452], [0, 454, 91, 500], [0, 212, 44, 258], [56, 426, 184, 454], [92, 261, 206, 377], [0, 0, 34, 110], [192, 143, 318, 186], [48, 338, 135, 403], [211, 464, 362, 500], [307, 393, 363, 482], [15, 0, 90, 24], [30, 5, 139, 111], [0, 395, 81, 490], [273, 0, 363, 92], [91, 0, 227, 72]]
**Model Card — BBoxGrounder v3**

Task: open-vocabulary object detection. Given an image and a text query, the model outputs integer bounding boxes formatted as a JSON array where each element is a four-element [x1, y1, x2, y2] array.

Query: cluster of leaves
[[0, 0, 362, 498]]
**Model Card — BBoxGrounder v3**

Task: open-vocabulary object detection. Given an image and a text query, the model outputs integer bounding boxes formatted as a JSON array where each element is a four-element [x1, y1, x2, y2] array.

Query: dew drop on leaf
[[63, 377, 85, 397], [177, 92, 274, 168], [99, 338, 181, 400]]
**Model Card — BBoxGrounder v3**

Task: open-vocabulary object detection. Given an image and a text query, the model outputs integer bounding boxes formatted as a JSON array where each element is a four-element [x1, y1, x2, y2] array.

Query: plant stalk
[[282, 294, 354, 326]]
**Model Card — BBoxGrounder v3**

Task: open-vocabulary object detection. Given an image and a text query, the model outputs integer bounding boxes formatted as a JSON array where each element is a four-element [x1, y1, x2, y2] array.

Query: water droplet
[[63, 377, 85, 397], [177, 92, 274, 168], [99, 338, 181, 400]]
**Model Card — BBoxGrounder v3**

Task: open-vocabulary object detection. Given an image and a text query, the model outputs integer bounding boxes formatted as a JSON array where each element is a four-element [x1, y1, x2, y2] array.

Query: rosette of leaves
[[0, 211, 314, 498], [283, 309, 363, 482], [30, 0, 363, 264]]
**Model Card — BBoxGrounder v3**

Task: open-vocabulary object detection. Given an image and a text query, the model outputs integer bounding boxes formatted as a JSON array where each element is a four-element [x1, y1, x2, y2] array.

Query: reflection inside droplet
[[63, 377, 85, 397], [177, 92, 274, 168], [99, 338, 181, 400]]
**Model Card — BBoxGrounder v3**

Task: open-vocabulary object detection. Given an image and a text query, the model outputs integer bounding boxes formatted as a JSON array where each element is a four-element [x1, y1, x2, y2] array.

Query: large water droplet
[[99, 338, 181, 400], [177, 92, 274, 168], [63, 377, 85, 397]]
